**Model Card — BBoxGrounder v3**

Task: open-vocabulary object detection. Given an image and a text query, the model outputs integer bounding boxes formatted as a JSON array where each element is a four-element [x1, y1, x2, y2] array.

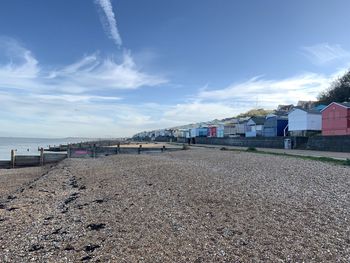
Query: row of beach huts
[[134, 101, 350, 141]]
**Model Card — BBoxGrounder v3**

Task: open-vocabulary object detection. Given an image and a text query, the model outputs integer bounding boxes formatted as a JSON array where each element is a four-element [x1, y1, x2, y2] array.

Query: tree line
[[318, 70, 350, 104]]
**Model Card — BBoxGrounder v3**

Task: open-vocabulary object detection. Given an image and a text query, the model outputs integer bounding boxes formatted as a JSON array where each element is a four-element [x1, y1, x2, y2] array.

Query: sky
[[0, 0, 350, 138]]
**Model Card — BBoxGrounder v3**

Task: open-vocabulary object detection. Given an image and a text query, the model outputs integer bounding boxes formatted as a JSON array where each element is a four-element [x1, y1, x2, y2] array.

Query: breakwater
[[0, 141, 181, 169]]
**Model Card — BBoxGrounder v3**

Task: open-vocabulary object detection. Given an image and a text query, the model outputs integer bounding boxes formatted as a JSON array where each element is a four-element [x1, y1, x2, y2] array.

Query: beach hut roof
[[320, 102, 350, 112], [249, 116, 266, 125], [289, 107, 321, 114]]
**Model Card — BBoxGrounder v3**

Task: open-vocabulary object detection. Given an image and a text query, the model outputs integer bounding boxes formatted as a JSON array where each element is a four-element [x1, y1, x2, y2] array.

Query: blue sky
[[1, 0, 350, 137]]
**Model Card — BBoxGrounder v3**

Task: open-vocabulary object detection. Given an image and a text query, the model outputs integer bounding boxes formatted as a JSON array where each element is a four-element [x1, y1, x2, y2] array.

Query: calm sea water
[[0, 137, 88, 160]]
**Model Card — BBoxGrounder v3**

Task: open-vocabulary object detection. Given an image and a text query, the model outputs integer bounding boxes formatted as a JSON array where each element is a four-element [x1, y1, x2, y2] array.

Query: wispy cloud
[[0, 38, 166, 93], [0, 38, 168, 137], [0, 38, 345, 137], [198, 73, 333, 109], [94, 0, 122, 48], [302, 43, 350, 65]]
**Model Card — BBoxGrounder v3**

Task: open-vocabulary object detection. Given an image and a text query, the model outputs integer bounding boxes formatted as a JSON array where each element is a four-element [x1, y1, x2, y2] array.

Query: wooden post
[[93, 144, 96, 158], [40, 148, 44, 166], [138, 145, 142, 154], [67, 144, 71, 158], [11, 150, 15, 169]]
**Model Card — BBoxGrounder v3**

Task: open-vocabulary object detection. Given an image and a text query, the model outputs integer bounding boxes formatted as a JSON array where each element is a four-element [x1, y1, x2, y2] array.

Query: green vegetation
[[256, 151, 350, 166], [236, 108, 273, 118], [182, 144, 190, 150], [246, 147, 258, 152], [222, 147, 350, 166], [318, 70, 350, 104]]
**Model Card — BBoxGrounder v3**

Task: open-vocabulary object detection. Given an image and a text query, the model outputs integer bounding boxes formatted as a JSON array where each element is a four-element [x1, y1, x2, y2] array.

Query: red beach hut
[[321, 102, 350, 136], [207, 126, 217, 137]]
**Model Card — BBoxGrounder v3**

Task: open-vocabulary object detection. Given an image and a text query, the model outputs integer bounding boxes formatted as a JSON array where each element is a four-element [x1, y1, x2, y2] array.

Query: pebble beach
[[0, 148, 349, 262]]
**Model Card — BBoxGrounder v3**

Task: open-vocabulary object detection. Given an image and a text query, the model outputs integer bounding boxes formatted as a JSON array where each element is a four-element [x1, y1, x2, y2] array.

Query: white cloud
[[0, 38, 167, 93], [94, 0, 122, 47], [51, 51, 167, 92], [150, 70, 345, 131], [0, 68, 343, 137], [0, 38, 168, 137], [35, 94, 122, 103], [302, 43, 350, 65], [0, 38, 346, 138], [197, 72, 342, 110], [0, 90, 153, 137], [162, 101, 237, 124]]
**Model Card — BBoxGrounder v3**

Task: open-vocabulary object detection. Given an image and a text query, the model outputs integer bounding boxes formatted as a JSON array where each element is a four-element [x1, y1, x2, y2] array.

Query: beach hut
[[197, 127, 208, 137], [236, 118, 249, 136], [321, 102, 350, 136], [176, 129, 190, 139], [158, 129, 166, 137], [224, 119, 239, 137], [207, 126, 217, 137], [224, 123, 237, 137], [245, 116, 265, 137], [216, 125, 224, 138], [288, 107, 322, 136], [189, 128, 197, 138], [263, 114, 288, 137], [164, 129, 173, 137]]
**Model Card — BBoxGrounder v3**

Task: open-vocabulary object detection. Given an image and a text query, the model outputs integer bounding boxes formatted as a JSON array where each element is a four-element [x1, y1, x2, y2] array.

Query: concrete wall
[[307, 135, 350, 152], [178, 135, 350, 152], [194, 137, 286, 149], [154, 136, 176, 142], [0, 161, 11, 169]]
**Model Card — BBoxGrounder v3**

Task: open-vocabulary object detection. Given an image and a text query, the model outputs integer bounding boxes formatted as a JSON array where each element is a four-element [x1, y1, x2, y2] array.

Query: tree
[[318, 70, 350, 104]]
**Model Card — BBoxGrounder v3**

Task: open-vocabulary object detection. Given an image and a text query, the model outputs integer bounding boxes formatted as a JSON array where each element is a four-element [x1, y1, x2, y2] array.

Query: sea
[[0, 137, 88, 160]]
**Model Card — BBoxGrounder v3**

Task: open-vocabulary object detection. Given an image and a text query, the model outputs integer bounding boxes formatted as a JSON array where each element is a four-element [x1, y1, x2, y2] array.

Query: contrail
[[95, 0, 122, 48]]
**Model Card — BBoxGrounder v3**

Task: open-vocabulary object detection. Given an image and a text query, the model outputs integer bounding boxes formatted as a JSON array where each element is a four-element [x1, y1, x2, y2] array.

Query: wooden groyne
[[43, 139, 125, 152], [0, 141, 181, 169]]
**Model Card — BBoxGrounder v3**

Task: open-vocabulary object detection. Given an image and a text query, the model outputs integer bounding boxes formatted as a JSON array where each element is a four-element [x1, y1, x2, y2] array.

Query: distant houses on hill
[[133, 100, 350, 141]]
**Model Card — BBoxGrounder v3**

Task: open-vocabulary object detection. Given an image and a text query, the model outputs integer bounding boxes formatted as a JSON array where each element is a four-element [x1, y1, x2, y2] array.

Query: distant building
[[288, 107, 322, 136], [297, 100, 317, 110], [277, 104, 294, 113], [321, 102, 350, 136], [245, 116, 265, 137]]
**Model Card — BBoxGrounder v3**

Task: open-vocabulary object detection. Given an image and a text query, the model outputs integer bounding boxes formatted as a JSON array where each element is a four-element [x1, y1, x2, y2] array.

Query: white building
[[288, 108, 322, 136]]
